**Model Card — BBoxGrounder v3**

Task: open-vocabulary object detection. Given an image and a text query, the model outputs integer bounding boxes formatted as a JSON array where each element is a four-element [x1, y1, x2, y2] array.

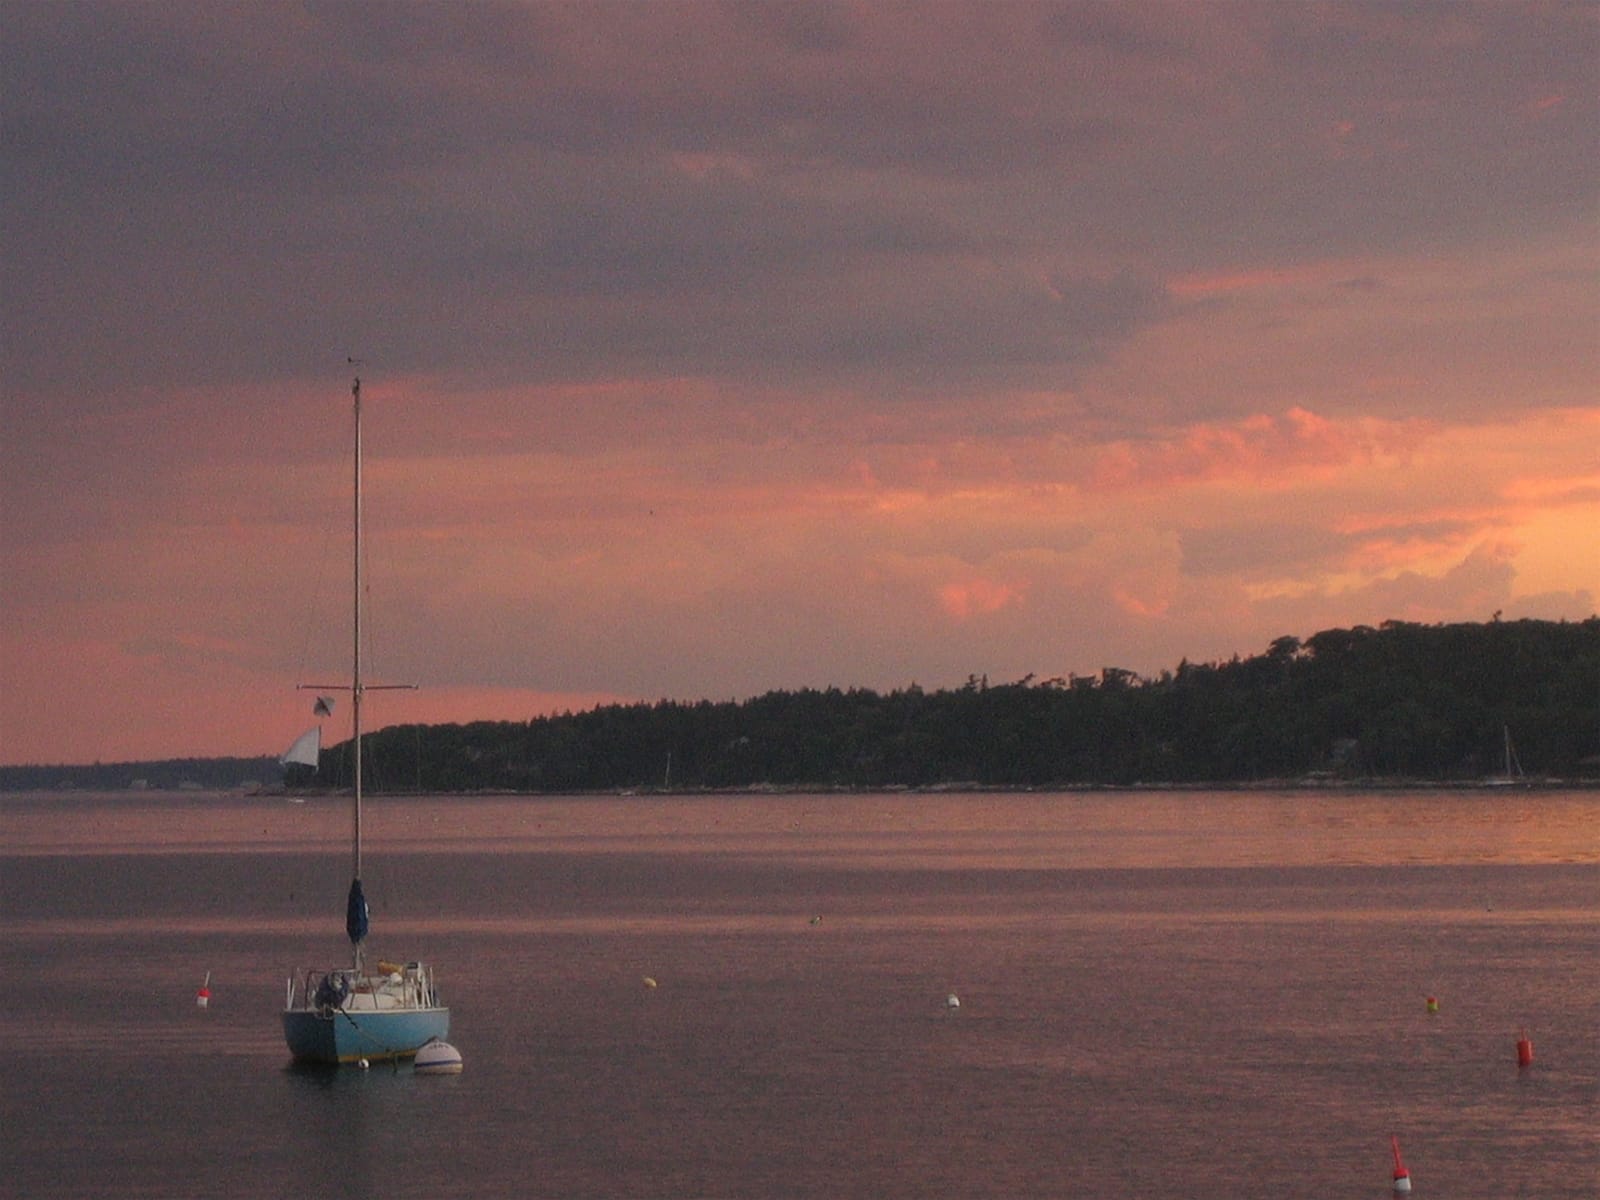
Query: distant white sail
[[280, 726, 321, 768]]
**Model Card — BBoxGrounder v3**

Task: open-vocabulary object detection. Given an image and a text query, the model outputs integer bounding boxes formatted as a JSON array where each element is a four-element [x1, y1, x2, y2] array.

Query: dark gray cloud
[[1180, 522, 1356, 580], [3, 1, 1594, 408]]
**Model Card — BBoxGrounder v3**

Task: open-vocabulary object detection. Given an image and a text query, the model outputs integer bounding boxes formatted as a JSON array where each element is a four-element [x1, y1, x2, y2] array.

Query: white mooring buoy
[[414, 1038, 463, 1075], [945, 993, 961, 1012]]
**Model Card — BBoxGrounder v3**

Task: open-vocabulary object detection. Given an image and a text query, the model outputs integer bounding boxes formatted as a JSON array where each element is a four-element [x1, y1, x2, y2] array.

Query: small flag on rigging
[[313, 696, 335, 716]]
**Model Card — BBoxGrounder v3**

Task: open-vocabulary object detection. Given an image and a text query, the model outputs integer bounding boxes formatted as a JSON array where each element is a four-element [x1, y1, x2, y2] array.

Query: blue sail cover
[[346, 878, 369, 945]]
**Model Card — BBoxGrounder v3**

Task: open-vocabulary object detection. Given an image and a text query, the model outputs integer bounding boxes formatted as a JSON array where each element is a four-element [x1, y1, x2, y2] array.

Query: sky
[[2, 1, 1597, 766]]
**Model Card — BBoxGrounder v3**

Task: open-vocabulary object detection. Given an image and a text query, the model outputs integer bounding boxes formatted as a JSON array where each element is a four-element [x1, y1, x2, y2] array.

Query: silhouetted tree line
[[6, 618, 1595, 794], [342, 617, 1597, 791], [0, 756, 280, 793]]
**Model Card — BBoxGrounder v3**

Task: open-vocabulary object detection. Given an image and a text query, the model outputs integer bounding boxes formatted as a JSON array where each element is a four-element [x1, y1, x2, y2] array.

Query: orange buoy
[[1425, 995, 1438, 1013], [1516, 1028, 1533, 1068], [1390, 1134, 1411, 1193]]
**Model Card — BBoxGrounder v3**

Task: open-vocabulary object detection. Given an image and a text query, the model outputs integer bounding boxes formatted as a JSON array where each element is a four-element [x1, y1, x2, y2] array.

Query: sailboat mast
[[337, 370, 414, 968], [351, 375, 364, 882]]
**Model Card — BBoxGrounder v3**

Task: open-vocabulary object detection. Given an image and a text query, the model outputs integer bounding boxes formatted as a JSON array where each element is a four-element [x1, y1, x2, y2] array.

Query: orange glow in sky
[[2, 3, 1595, 764]]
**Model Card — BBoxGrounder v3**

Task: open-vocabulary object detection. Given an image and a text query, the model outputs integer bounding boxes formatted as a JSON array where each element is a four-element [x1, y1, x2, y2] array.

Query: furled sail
[[346, 878, 369, 945], [280, 726, 321, 768]]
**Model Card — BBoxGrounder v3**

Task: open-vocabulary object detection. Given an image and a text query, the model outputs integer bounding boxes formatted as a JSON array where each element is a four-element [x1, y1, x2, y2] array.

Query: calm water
[[2, 789, 1595, 1198]]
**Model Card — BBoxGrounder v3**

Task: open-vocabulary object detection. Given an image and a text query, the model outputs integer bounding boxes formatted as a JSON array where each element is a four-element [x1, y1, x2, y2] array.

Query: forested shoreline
[[6, 618, 1598, 794]]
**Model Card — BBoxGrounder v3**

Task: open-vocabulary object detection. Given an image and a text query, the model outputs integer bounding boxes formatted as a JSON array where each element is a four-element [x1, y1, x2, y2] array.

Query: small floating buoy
[[414, 1038, 463, 1075], [642, 976, 658, 989], [945, 993, 960, 1012], [809, 915, 822, 926], [356, 1058, 370, 1070], [196, 970, 211, 1009], [1516, 1028, 1533, 1068], [1425, 995, 1438, 1014], [1390, 1134, 1411, 1194]]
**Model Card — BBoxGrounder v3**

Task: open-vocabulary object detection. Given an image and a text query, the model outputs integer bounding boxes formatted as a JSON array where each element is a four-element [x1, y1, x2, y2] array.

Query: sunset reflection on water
[[4, 787, 1596, 867]]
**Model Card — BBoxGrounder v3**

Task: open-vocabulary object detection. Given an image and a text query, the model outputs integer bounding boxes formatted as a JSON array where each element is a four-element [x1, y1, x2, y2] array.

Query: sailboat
[[1484, 724, 1528, 787], [279, 725, 321, 771], [281, 372, 451, 1065]]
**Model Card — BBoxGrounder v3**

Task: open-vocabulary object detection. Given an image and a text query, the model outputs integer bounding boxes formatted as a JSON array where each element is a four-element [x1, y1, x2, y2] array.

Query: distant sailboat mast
[[1503, 724, 1523, 779]]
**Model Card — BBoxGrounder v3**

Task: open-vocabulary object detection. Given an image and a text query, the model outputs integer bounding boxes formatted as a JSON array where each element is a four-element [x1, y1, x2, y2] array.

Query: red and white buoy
[[196, 971, 211, 1010], [1390, 1134, 1411, 1194], [1516, 1027, 1533, 1068]]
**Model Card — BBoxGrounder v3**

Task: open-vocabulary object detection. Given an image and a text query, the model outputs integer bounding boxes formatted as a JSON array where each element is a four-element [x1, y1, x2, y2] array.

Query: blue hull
[[282, 1006, 450, 1064]]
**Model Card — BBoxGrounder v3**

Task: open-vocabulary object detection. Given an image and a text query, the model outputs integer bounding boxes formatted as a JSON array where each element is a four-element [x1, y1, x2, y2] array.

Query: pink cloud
[[1090, 408, 1424, 491], [937, 577, 1026, 620], [1165, 261, 1362, 299], [1502, 473, 1600, 506], [1112, 583, 1171, 619]]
